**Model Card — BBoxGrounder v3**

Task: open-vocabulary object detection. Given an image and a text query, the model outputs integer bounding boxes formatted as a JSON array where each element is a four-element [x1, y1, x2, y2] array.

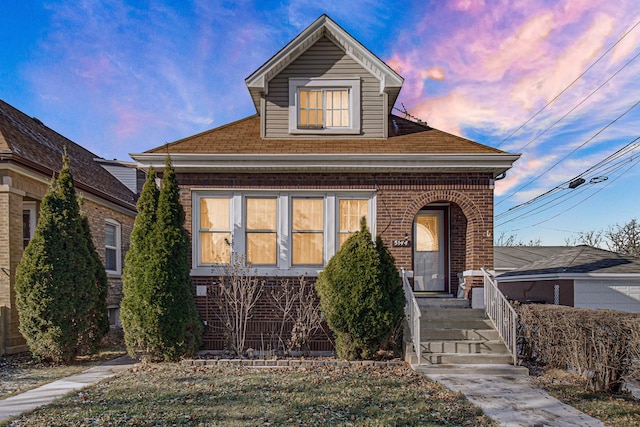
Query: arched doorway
[[413, 205, 449, 292]]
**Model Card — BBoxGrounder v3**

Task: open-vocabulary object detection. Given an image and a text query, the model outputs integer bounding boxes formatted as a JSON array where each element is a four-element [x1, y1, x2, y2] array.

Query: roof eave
[[130, 153, 519, 177], [245, 15, 403, 102], [496, 272, 640, 282]]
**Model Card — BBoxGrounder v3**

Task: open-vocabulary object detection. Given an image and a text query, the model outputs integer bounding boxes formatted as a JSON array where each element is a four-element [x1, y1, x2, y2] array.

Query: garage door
[[574, 279, 640, 313]]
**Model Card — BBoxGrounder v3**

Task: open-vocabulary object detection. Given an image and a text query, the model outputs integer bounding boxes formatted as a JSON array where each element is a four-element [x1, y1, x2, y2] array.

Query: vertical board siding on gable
[[264, 36, 385, 139]]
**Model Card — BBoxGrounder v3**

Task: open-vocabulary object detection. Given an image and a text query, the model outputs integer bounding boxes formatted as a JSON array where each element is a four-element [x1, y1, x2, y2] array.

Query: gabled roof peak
[[245, 14, 403, 111]]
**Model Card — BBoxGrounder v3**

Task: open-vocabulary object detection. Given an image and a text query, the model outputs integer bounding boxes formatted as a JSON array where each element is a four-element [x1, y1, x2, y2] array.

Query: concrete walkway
[[428, 373, 607, 427], [0, 355, 136, 423]]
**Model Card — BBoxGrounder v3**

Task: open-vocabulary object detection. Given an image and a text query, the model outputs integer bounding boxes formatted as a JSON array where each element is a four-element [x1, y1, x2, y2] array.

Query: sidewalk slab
[[0, 355, 136, 422], [428, 374, 606, 427]]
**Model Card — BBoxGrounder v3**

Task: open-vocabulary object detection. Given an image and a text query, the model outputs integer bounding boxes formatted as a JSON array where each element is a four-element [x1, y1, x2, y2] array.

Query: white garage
[[495, 245, 640, 313], [574, 278, 640, 313]]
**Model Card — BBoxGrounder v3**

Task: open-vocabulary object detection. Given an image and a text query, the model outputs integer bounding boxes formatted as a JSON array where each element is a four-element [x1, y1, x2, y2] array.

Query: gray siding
[[264, 36, 385, 139]]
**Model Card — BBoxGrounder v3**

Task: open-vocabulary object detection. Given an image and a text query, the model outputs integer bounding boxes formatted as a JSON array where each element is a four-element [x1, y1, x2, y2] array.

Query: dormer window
[[289, 78, 360, 134]]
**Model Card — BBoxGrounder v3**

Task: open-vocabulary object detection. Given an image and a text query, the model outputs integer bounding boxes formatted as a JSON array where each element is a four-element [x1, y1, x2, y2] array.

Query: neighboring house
[[0, 99, 137, 355], [131, 15, 519, 351], [495, 245, 640, 313]]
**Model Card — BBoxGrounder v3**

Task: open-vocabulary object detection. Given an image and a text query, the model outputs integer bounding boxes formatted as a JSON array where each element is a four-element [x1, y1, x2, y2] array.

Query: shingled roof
[[0, 100, 136, 210], [145, 114, 506, 155], [498, 245, 640, 277]]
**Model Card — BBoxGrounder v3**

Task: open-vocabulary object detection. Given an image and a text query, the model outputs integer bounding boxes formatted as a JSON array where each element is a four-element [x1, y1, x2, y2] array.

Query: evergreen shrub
[[315, 218, 404, 359], [16, 155, 106, 363]]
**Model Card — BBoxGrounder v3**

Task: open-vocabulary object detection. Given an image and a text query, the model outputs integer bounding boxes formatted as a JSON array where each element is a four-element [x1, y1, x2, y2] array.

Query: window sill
[[106, 271, 122, 278], [289, 128, 360, 135]]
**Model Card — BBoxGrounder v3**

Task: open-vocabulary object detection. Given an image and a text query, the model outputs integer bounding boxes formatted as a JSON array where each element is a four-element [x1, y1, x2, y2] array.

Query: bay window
[[192, 191, 375, 275]]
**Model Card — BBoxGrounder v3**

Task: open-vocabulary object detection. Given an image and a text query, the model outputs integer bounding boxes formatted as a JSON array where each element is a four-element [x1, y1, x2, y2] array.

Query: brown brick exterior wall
[[0, 169, 134, 354], [176, 171, 495, 351], [193, 276, 333, 352]]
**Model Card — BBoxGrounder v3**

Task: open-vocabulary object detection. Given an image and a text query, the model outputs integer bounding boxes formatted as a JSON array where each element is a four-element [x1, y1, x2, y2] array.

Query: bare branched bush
[[516, 304, 640, 392], [288, 277, 323, 354], [213, 255, 264, 356], [268, 277, 324, 355]]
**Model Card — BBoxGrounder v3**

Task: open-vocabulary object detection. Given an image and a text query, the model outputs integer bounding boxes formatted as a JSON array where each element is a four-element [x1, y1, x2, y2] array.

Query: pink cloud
[[449, 0, 486, 12]]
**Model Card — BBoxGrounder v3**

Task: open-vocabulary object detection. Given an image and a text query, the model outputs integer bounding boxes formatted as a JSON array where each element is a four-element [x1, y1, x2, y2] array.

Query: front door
[[413, 210, 446, 292]]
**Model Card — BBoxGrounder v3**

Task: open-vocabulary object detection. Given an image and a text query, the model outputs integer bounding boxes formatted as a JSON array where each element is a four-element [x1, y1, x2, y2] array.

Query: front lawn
[[2, 363, 497, 426], [534, 369, 640, 427]]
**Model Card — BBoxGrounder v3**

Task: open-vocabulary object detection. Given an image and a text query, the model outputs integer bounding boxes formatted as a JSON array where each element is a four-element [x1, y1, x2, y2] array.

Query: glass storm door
[[413, 210, 445, 292]]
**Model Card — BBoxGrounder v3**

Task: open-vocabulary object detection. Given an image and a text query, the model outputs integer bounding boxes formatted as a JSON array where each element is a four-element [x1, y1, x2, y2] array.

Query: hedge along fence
[[515, 304, 640, 393]]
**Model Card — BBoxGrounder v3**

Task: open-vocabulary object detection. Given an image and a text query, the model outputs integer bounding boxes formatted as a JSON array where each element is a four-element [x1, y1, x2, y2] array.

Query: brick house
[[0, 100, 137, 355], [132, 15, 519, 352]]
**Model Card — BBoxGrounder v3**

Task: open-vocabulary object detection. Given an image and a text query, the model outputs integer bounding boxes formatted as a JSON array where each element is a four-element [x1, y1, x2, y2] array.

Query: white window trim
[[192, 193, 234, 268], [23, 202, 37, 249], [288, 78, 361, 135], [105, 219, 122, 276], [191, 190, 376, 277]]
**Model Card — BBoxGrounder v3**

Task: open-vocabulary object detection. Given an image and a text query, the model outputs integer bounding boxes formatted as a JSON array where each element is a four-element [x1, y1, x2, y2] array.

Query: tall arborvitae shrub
[[315, 218, 404, 360], [77, 214, 110, 354], [121, 160, 202, 360], [121, 167, 160, 355], [16, 155, 100, 363], [150, 157, 203, 360]]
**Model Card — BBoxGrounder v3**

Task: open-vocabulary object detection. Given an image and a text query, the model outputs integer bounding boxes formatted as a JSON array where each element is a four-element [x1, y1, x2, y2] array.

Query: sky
[[2, 0, 640, 246]]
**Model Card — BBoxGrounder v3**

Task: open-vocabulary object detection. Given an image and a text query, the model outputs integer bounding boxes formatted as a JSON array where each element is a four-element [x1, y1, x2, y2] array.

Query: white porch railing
[[482, 267, 518, 365], [402, 268, 421, 364]]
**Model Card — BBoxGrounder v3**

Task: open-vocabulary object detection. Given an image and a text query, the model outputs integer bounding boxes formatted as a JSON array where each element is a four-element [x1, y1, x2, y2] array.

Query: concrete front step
[[421, 328, 501, 341], [421, 352, 514, 365], [415, 363, 529, 376], [421, 319, 495, 331], [421, 308, 486, 321], [422, 340, 508, 354], [416, 297, 469, 309]]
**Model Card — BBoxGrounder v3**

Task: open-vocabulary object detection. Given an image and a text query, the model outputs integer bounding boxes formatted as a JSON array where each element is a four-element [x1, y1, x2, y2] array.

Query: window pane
[[200, 198, 230, 229], [339, 233, 352, 247], [105, 248, 117, 271], [201, 232, 231, 263], [105, 224, 116, 246], [300, 90, 308, 108], [416, 215, 439, 251], [292, 232, 323, 265], [339, 199, 368, 232], [23, 210, 31, 249], [247, 233, 277, 265], [247, 198, 276, 230], [293, 199, 323, 230]]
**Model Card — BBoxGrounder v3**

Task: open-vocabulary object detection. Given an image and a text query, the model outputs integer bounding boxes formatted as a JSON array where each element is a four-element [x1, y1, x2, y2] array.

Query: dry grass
[[2, 363, 497, 426], [533, 368, 640, 427]]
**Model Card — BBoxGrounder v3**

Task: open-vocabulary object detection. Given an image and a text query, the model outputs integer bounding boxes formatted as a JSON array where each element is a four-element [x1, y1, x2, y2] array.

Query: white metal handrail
[[482, 267, 518, 365], [402, 268, 421, 365]]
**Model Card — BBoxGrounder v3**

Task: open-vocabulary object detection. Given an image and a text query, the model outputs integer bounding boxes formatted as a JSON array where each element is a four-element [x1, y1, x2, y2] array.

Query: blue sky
[[2, 1, 640, 246]]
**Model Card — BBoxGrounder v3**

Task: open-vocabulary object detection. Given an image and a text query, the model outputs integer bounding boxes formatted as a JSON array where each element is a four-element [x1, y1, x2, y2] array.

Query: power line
[[510, 49, 640, 154], [496, 148, 640, 227], [496, 135, 640, 219], [496, 19, 640, 148], [496, 98, 640, 206]]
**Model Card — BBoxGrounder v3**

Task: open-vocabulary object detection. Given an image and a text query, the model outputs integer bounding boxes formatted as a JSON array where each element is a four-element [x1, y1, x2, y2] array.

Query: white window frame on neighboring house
[[288, 78, 361, 134], [191, 190, 376, 276], [105, 219, 122, 275], [22, 202, 37, 250]]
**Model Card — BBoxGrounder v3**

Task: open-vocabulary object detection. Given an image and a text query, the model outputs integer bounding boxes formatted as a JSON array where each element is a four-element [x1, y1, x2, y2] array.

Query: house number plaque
[[393, 239, 410, 247]]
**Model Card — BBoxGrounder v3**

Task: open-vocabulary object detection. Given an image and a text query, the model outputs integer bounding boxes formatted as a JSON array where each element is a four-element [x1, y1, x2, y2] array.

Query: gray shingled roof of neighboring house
[[0, 100, 136, 210], [497, 245, 640, 278]]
